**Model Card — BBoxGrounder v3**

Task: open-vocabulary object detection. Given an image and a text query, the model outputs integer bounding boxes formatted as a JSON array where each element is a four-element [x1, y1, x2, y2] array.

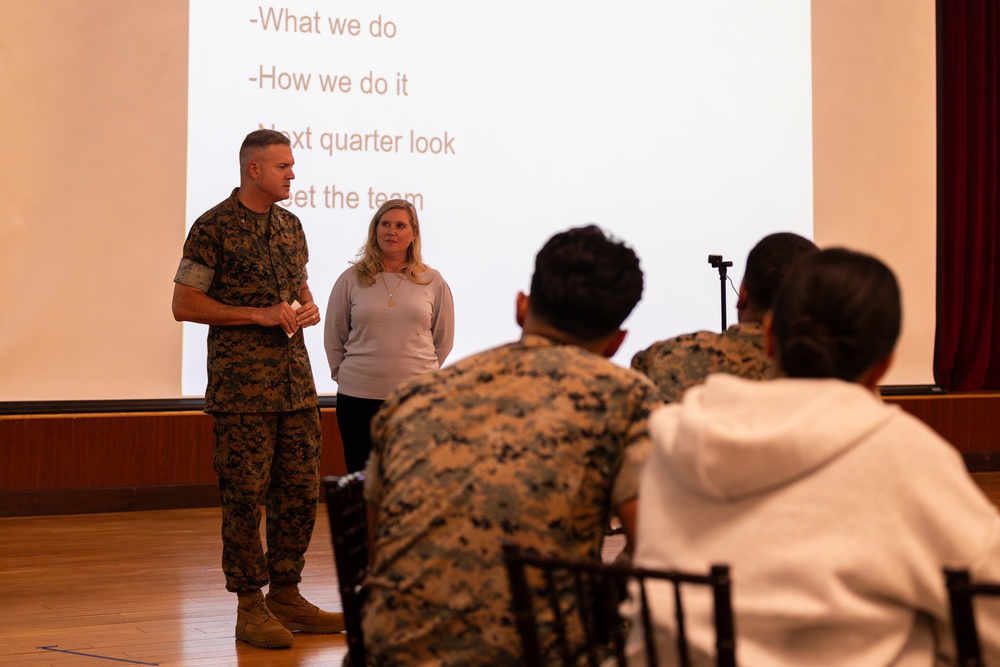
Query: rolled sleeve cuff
[[174, 258, 214, 293]]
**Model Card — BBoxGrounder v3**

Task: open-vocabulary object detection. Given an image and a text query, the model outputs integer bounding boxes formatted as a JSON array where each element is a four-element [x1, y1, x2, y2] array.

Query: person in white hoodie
[[627, 247, 1000, 666]]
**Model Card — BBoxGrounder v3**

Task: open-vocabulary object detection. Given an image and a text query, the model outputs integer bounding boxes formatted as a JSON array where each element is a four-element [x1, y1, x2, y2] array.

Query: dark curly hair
[[529, 225, 643, 341]]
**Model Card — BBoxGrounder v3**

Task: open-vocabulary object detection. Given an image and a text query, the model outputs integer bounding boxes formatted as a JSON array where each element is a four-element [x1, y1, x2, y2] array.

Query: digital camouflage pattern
[[175, 188, 318, 413], [176, 188, 322, 594], [362, 334, 664, 666], [213, 409, 322, 592], [630, 321, 771, 403]]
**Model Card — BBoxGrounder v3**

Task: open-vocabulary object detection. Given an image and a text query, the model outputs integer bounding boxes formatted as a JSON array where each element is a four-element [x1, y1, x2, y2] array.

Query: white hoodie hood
[[630, 372, 1000, 667], [650, 373, 897, 501]]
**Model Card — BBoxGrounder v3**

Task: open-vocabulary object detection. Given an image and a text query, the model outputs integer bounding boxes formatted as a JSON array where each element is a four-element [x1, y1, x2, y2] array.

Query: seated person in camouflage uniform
[[631, 232, 817, 402], [361, 225, 664, 666]]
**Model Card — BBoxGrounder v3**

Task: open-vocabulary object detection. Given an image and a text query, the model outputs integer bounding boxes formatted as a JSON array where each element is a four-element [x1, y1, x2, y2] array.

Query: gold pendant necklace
[[380, 272, 404, 307]]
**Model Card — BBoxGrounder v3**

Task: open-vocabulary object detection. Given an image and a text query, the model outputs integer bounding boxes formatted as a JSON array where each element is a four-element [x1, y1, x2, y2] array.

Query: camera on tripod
[[708, 254, 731, 268]]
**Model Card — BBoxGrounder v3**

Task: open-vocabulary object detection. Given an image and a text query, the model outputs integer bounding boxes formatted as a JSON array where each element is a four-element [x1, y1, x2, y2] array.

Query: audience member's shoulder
[[723, 321, 766, 346], [377, 360, 459, 414], [631, 330, 722, 368], [627, 365, 668, 403], [587, 349, 667, 400]]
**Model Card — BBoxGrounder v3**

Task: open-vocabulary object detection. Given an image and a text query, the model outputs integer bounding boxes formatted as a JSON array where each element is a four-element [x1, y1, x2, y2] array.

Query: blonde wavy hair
[[352, 199, 430, 287]]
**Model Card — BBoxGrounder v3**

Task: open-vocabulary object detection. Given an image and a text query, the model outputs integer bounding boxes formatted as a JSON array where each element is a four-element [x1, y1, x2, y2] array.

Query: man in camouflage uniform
[[362, 225, 664, 665], [172, 129, 343, 649], [631, 232, 817, 402]]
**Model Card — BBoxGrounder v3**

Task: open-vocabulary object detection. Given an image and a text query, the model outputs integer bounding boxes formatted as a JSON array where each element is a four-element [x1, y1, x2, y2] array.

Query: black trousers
[[335, 393, 384, 473]]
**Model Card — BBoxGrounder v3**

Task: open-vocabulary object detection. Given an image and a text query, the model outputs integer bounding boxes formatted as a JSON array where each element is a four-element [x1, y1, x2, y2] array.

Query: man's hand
[[172, 283, 321, 336], [258, 301, 301, 335], [292, 283, 322, 333], [295, 301, 322, 330]]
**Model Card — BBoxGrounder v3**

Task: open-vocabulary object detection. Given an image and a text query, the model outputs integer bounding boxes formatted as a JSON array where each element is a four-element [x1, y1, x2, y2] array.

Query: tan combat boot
[[236, 589, 294, 648], [266, 584, 345, 633]]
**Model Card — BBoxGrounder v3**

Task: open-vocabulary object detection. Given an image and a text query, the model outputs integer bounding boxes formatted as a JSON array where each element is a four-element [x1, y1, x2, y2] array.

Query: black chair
[[503, 543, 736, 667], [945, 567, 1000, 667], [322, 473, 369, 667]]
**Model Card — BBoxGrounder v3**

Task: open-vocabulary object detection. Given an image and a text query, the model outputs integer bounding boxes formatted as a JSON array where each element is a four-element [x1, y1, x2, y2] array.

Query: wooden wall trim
[[1, 394, 998, 517], [0, 483, 220, 517], [885, 392, 1000, 454], [0, 409, 347, 517]]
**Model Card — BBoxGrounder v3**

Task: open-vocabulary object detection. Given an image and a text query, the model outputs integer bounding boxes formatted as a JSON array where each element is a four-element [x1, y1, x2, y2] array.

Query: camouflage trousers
[[212, 408, 322, 593]]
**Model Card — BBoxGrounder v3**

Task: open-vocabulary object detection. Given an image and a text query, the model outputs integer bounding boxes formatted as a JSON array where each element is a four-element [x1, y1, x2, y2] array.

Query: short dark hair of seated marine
[[741, 231, 818, 315], [528, 225, 644, 342]]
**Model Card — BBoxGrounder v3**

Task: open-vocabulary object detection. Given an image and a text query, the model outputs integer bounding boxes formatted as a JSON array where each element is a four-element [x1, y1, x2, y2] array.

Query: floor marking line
[[37, 645, 160, 665]]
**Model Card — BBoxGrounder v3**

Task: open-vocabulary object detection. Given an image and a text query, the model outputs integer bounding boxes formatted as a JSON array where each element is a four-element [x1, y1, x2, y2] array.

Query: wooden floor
[[3, 472, 998, 667], [1, 506, 348, 667], [974, 471, 1000, 508]]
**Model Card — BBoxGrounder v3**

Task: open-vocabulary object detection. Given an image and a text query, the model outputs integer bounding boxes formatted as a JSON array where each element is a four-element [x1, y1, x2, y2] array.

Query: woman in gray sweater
[[324, 199, 455, 472]]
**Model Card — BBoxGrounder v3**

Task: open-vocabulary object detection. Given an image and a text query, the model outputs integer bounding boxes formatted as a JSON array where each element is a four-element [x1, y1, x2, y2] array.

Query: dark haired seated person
[[361, 226, 664, 665], [631, 232, 817, 402], [626, 248, 1000, 665]]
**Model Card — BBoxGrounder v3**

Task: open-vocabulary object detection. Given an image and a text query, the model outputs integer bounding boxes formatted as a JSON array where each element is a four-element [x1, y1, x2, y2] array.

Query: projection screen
[[0, 0, 936, 402]]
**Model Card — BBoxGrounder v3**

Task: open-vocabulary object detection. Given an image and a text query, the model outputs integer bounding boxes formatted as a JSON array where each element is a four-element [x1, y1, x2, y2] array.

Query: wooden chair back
[[945, 567, 1000, 667], [502, 543, 736, 666], [322, 473, 369, 666]]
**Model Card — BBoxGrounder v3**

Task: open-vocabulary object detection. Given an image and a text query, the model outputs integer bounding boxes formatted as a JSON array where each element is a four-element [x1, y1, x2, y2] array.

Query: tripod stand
[[708, 254, 733, 331]]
